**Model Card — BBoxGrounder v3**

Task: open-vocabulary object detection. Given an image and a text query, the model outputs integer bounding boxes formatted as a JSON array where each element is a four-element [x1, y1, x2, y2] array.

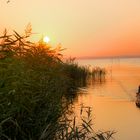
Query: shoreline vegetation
[[0, 28, 114, 140]]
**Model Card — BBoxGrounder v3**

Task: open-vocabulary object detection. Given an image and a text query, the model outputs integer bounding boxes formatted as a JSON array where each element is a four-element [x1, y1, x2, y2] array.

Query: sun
[[43, 36, 50, 43]]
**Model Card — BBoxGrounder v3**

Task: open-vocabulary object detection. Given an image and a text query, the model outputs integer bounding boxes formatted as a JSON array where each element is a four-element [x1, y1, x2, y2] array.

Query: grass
[[0, 28, 114, 140], [45, 105, 115, 140]]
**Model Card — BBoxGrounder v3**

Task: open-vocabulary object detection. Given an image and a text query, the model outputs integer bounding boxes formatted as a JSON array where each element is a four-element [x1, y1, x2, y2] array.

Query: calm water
[[74, 57, 140, 140]]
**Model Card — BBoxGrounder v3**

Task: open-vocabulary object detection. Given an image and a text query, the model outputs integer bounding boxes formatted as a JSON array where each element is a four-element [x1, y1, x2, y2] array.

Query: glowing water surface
[[74, 57, 140, 140]]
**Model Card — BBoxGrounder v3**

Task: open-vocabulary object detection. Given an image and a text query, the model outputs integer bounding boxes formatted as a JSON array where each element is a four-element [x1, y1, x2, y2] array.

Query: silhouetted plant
[[0, 28, 111, 140], [40, 106, 115, 140]]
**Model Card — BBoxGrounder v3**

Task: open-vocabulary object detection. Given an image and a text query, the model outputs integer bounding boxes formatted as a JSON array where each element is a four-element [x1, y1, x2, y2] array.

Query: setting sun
[[43, 36, 50, 43]]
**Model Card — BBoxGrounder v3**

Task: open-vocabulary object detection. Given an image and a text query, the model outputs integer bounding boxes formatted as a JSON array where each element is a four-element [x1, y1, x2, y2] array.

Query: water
[[74, 57, 140, 140]]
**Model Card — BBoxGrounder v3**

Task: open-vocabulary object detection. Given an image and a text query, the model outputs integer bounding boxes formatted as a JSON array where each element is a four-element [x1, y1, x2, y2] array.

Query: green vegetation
[[53, 105, 115, 140], [0, 28, 113, 140]]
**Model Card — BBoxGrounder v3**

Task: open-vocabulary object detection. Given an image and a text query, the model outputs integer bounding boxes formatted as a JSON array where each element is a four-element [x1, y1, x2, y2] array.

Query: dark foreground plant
[[0, 28, 113, 140], [40, 105, 115, 140]]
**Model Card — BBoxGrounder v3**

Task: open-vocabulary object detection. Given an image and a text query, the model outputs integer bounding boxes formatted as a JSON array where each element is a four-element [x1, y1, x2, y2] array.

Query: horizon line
[[76, 55, 140, 59]]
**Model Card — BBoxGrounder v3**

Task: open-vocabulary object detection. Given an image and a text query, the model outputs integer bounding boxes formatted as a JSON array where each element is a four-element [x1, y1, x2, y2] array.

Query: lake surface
[[74, 57, 140, 140]]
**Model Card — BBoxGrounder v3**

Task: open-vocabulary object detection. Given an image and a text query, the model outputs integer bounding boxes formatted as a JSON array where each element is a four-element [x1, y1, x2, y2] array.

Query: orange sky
[[0, 0, 140, 58]]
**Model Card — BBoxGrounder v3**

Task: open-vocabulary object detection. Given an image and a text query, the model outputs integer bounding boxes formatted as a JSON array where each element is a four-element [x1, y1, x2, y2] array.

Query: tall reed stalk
[[0, 28, 114, 140]]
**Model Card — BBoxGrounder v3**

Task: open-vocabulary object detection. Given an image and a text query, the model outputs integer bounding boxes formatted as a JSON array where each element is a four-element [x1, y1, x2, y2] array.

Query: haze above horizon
[[0, 0, 140, 58]]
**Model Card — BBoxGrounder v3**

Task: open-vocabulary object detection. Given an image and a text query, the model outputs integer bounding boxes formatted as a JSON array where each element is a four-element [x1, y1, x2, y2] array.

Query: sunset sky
[[0, 0, 140, 58]]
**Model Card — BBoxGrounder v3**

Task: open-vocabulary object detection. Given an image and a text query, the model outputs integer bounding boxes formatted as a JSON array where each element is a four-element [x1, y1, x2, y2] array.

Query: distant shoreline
[[77, 55, 140, 60]]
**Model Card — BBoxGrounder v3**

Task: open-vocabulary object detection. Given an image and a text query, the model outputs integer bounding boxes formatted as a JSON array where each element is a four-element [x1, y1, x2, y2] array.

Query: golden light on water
[[43, 36, 50, 43]]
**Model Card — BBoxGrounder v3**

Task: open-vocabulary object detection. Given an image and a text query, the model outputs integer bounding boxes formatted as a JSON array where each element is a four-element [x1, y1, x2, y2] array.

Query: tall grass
[[0, 28, 113, 140], [53, 106, 115, 140]]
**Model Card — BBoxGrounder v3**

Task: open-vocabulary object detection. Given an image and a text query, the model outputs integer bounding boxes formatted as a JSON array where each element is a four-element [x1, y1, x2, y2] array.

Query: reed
[[56, 106, 115, 140], [0, 29, 113, 140]]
